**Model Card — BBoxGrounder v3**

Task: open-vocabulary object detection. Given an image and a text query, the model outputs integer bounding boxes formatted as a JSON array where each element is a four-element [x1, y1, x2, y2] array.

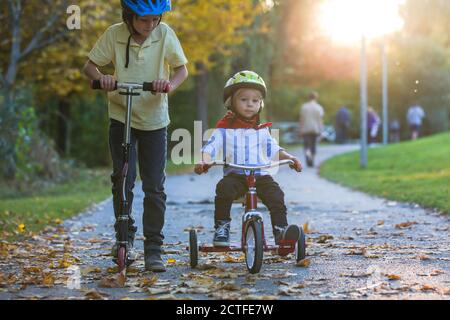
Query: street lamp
[[360, 36, 368, 168], [318, 0, 404, 168]]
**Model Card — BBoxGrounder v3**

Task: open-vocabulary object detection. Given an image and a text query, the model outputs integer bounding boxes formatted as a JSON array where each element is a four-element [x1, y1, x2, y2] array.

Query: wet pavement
[[1, 144, 449, 300]]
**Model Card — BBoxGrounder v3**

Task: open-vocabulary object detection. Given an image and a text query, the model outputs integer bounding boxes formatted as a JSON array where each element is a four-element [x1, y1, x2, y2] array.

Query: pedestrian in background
[[335, 106, 351, 144], [407, 103, 425, 140], [299, 91, 324, 167]]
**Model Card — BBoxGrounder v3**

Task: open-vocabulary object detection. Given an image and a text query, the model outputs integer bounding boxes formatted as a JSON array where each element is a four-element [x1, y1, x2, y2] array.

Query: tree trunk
[[0, 85, 18, 180], [195, 62, 209, 132], [57, 98, 71, 156]]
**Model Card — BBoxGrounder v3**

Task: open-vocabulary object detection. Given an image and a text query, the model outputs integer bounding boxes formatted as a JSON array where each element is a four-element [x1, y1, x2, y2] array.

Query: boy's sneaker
[[213, 220, 231, 247], [274, 224, 300, 245]]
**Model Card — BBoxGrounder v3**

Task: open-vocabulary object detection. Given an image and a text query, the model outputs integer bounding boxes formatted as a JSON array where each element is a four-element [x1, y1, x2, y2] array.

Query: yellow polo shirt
[[88, 22, 188, 131]]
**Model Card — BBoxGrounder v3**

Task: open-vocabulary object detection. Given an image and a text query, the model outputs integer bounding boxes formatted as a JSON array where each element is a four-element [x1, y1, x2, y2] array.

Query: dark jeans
[[335, 124, 348, 144], [302, 133, 318, 156], [109, 119, 167, 250], [214, 174, 288, 230]]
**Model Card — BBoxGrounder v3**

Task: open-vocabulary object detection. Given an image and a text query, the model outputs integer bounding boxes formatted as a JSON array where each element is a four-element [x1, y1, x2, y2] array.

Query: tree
[[165, 0, 260, 130], [0, 0, 70, 179]]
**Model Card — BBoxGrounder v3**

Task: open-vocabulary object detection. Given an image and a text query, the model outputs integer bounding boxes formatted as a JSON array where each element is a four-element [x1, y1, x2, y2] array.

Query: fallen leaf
[[217, 282, 240, 291], [386, 274, 401, 280], [167, 259, 176, 265], [140, 276, 158, 288], [81, 266, 102, 275], [17, 224, 26, 233], [395, 221, 418, 229], [420, 284, 436, 292], [316, 235, 333, 243], [195, 264, 218, 271], [303, 222, 310, 234], [98, 272, 126, 288], [85, 289, 107, 300], [223, 254, 244, 263], [42, 273, 55, 287], [347, 248, 367, 256], [377, 220, 385, 226], [23, 267, 42, 274], [296, 259, 311, 268]]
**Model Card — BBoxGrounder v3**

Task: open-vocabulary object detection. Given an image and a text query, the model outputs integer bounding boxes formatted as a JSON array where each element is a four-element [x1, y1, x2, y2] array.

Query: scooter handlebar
[[90, 80, 169, 92]]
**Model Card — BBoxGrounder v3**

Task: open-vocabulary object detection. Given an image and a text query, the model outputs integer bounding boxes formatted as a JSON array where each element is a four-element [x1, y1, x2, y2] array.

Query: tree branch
[[19, 0, 69, 62]]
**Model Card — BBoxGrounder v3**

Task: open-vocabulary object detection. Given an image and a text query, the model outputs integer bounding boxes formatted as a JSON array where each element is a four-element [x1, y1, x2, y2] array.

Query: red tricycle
[[188, 160, 306, 274]]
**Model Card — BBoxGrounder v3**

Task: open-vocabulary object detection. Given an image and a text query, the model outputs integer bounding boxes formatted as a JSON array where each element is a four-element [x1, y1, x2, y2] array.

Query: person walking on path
[[299, 92, 324, 167], [82, 0, 188, 272], [407, 103, 425, 140], [367, 107, 381, 145], [390, 119, 400, 143], [335, 106, 351, 144]]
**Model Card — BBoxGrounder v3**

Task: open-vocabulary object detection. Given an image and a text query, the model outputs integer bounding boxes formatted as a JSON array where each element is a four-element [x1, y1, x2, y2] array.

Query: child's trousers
[[214, 173, 288, 228], [108, 119, 167, 252]]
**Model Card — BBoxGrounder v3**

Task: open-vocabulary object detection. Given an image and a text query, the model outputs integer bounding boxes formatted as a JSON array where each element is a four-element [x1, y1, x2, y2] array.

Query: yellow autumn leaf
[[42, 273, 55, 286], [17, 223, 26, 233], [167, 259, 176, 265], [303, 222, 310, 234]]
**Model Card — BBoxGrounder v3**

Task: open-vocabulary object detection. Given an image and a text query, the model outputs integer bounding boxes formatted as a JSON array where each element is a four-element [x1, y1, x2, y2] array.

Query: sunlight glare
[[319, 0, 405, 44]]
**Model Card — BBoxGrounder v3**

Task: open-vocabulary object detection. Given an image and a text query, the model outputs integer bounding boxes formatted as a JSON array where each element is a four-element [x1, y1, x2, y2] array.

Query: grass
[[0, 160, 195, 240], [0, 169, 112, 239], [320, 132, 450, 214]]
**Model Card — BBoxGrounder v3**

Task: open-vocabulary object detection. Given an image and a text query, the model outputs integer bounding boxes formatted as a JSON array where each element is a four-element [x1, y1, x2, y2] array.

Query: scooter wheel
[[244, 220, 263, 274], [295, 226, 306, 262], [117, 246, 127, 273], [189, 229, 198, 268]]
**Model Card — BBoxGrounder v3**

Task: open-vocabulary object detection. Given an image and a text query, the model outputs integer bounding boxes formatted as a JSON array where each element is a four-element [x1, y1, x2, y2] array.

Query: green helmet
[[223, 70, 267, 104]]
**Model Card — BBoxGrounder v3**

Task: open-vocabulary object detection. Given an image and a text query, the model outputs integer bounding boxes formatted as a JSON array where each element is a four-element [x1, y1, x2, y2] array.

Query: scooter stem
[[124, 87, 133, 145]]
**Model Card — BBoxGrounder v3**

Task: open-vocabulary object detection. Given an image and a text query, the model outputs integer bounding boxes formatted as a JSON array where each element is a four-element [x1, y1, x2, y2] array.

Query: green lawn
[[0, 161, 195, 240], [320, 132, 450, 214], [0, 169, 112, 239]]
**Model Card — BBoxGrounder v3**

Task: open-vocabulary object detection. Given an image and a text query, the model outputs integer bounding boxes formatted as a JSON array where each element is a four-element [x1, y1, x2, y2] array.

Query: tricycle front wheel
[[244, 220, 263, 274]]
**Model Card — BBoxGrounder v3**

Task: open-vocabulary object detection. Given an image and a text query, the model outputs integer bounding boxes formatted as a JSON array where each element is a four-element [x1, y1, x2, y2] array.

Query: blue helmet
[[122, 0, 171, 16]]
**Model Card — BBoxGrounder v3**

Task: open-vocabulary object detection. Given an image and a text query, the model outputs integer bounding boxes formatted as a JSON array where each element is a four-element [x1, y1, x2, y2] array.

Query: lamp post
[[360, 35, 368, 168], [381, 42, 389, 145]]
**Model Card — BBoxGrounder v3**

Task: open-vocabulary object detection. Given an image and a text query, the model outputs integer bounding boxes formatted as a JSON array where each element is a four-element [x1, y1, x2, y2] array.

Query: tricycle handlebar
[[211, 160, 294, 171]]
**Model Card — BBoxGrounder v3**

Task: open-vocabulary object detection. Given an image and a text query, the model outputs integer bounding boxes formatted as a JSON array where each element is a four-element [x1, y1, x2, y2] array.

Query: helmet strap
[[124, 15, 162, 68], [125, 34, 132, 68]]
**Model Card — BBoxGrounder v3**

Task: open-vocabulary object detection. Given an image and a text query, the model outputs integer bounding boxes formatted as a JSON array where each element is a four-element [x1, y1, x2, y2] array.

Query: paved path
[[1, 144, 449, 300]]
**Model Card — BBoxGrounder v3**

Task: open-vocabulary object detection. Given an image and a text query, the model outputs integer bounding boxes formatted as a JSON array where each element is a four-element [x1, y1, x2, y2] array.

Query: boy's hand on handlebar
[[194, 162, 212, 175], [289, 157, 302, 172], [99, 75, 116, 91], [151, 79, 171, 94]]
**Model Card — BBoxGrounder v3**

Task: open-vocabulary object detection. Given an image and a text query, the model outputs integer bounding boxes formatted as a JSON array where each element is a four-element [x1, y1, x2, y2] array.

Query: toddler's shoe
[[274, 224, 300, 245], [213, 220, 231, 247]]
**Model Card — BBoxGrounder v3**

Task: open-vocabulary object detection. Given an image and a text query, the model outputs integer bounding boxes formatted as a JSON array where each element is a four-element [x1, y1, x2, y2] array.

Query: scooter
[[91, 79, 168, 272]]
